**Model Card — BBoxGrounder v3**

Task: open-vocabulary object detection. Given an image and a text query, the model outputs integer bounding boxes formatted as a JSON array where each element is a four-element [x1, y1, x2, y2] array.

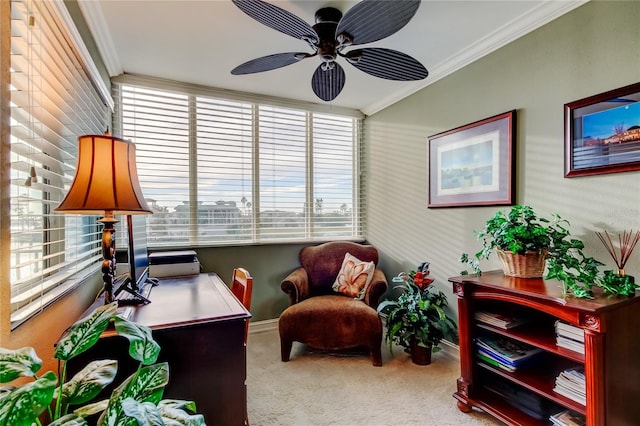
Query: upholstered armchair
[[279, 241, 388, 366]]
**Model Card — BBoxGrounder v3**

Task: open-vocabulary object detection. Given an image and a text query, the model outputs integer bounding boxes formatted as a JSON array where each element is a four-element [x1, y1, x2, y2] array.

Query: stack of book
[[555, 321, 585, 354], [474, 310, 530, 329], [476, 335, 543, 371], [554, 366, 586, 405], [550, 409, 586, 426]]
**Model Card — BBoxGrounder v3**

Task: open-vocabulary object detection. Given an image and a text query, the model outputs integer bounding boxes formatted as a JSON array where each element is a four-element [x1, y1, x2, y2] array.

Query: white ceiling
[[78, 0, 587, 115]]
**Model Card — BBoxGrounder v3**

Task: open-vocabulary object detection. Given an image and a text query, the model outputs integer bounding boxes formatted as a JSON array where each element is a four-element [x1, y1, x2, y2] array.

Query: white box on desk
[[149, 261, 201, 278], [148, 250, 201, 278]]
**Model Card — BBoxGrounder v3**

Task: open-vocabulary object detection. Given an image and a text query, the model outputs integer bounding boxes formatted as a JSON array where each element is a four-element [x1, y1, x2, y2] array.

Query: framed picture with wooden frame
[[565, 82, 640, 177], [428, 110, 516, 208]]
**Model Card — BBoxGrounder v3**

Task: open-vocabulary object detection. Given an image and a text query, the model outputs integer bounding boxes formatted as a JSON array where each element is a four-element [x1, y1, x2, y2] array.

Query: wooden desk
[[69, 273, 250, 425]]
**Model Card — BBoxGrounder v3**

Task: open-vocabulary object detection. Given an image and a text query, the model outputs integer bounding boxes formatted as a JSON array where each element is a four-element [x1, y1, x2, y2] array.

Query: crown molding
[[76, 0, 122, 77], [361, 0, 590, 116]]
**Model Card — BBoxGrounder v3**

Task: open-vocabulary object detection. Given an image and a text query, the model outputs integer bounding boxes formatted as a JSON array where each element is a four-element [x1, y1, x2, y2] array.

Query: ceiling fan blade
[[311, 63, 346, 101], [336, 0, 420, 46], [232, 0, 318, 42], [231, 53, 308, 75], [346, 48, 428, 80]]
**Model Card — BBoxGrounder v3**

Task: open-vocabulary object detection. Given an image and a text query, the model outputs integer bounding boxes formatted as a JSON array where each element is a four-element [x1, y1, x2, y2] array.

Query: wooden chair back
[[231, 267, 253, 341], [232, 267, 253, 310]]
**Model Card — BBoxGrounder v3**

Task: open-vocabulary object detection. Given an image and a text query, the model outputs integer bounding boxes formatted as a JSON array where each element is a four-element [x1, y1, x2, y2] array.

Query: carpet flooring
[[246, 327, 503, 425]]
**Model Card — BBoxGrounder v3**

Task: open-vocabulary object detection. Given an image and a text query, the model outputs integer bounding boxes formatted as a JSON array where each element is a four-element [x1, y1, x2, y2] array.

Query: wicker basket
[[496, 249, 547, 278]]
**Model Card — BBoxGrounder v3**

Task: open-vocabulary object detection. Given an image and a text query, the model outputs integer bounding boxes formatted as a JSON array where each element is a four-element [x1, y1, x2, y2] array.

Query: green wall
[[186, 244, 307, 322], [365, 0, 640, 313]]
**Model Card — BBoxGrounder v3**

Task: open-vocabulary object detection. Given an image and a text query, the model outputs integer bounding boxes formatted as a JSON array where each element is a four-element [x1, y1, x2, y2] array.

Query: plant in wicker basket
[[460, 205, 603, 298]]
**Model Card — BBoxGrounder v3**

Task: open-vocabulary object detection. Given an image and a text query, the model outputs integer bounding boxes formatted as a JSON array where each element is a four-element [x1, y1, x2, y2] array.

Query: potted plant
[[0, 302, 205, 426], [377, 266, 458, 365], [595, 229, 640, 296], [460, 205, 603, 298]]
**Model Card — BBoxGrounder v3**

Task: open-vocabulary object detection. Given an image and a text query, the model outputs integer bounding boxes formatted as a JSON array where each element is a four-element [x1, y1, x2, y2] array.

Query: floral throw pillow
[[332, 253, 375, 300]]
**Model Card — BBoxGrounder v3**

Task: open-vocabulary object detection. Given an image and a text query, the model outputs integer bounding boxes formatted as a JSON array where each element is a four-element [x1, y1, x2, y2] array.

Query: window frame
[[112, 78, 364, 247]]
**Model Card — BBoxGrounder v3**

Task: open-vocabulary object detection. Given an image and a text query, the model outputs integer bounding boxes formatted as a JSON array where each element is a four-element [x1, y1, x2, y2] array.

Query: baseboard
[[248, 318, 461, 359], [439, 339, 460, 359], [248, 318, 279, 334]]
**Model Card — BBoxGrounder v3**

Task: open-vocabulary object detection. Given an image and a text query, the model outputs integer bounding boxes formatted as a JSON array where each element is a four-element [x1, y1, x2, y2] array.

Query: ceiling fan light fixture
[[321, 62, 336, 71], [231, 0, 428, 102]]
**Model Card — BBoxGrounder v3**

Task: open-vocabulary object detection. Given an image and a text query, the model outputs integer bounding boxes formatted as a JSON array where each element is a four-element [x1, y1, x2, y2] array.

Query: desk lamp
[[55, 133, 151, 304]]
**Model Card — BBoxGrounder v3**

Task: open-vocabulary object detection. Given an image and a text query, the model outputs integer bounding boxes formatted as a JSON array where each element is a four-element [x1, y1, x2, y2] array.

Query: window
[[6, 0, 109, 325], [113, 81, 363, 246]]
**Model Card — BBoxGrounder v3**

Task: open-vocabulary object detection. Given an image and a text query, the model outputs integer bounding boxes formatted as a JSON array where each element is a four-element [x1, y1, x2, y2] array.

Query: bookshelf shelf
[[476, 320, 585, 364], [477, 359, 585, 414], [454, 388, 549, 426], [450, 270, 640, 425]]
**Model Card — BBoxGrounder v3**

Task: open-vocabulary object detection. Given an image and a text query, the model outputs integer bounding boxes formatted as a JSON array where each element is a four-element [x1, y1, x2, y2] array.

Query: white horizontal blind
[[9, 0, 108, 325], [258, 106, 308, 240], [114, 85, 191, 246], [312, 113, 361, 238], [113, 81, 363, 246], [196, 97, 254, 242]]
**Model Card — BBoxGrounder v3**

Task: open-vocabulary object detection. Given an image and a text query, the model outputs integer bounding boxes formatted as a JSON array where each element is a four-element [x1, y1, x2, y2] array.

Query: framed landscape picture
[[428, 110, 516, 208], [565, 82, 640, 177]]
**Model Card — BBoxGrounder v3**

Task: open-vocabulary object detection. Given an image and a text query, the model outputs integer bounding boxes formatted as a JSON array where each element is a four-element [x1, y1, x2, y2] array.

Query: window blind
[[311, 113, 360, 238], [8, 0, 109, 325], [113, 80, 363, 246]]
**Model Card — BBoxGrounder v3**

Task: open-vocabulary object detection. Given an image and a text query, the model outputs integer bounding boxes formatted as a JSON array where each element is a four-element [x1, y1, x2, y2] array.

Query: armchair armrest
[[281, 267, 310, 305], [364, 268, 388, 309]]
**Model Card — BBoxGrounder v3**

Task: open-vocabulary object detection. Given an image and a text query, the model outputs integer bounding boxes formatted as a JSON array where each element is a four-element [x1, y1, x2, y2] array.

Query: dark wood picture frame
[[428, 110, 516, 208], [565, 82, 640, 177]]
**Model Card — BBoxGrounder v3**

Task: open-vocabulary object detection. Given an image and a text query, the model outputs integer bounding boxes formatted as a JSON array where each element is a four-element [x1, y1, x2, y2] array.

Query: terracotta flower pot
[[410, 340, 432, 365]]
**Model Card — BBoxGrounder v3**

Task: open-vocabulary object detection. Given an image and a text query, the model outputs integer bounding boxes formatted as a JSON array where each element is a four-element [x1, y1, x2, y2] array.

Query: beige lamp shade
[[55, 134, 152, 215]]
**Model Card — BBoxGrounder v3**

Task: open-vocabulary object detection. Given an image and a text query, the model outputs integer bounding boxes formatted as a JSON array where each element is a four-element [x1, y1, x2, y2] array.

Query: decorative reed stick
[[595, 230, 640, 275]]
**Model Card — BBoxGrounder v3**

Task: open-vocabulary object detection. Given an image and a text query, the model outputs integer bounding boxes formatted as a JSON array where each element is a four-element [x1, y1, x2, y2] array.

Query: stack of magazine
[[474, 310, 531, 329], [484, 376, 556, 420], [554, 366, 586, 405], [555, 321, 585, 354], [476, 335, 543, 371], [550, 409, 586, 426]]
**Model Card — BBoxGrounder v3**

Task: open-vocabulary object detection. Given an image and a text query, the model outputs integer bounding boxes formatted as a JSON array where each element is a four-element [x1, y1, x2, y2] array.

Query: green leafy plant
[[460, 205, 603, 298], [0, 303, 205, 426], [594, 230, 640, 296], [459, 253, 480, 276], [598, 270, 638, 296], [377, 271, 457, 354]]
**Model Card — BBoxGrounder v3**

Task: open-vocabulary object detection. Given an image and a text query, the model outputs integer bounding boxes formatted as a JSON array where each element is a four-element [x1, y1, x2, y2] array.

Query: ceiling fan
[[230, 0, 428, 102]]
